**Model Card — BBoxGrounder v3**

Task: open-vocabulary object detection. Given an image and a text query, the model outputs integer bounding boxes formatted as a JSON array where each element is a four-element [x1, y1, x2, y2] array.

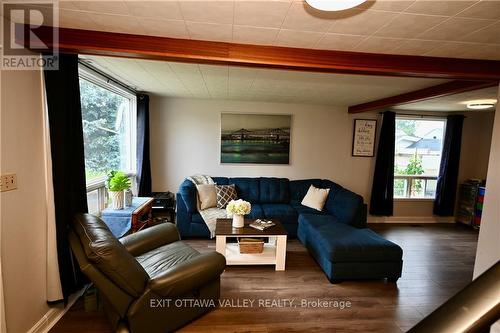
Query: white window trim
[[79, 65, 137, 213], [394, 115, 447, 200]]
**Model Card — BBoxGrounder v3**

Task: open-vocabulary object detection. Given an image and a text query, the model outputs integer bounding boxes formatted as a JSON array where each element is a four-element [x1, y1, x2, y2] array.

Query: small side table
[[101, 197, 154, 237]]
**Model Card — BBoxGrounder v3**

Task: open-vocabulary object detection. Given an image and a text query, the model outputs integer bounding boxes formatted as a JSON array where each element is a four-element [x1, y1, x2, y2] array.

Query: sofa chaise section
[[298, 214, 403, 283]]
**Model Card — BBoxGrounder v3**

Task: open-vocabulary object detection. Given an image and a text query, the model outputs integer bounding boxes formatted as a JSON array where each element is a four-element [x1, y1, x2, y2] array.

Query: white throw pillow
[[196, 184, 217, 210], [301, 185, 330, 211]]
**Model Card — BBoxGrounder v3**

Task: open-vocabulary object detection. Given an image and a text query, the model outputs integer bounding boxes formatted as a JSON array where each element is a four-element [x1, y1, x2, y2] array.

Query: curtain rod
[[78, 60, 137, 95]]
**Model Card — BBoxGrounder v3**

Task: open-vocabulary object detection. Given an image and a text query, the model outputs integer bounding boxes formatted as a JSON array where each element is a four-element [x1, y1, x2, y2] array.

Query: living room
[[1, 1, 500, 333]]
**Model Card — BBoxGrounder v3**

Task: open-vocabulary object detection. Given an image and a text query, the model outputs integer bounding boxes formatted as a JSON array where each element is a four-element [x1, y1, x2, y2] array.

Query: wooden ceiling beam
[[17, 25, 500, 80], [348, 80, 499, 114]]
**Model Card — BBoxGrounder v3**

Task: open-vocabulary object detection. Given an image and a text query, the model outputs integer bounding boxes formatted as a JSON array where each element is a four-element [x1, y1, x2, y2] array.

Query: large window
[[394, 117, 446, 199], [79, 66, 136, 213]]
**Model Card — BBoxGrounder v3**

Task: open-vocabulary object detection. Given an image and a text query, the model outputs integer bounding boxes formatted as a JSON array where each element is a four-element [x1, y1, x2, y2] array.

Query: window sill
[[394, 198, 435, 202]]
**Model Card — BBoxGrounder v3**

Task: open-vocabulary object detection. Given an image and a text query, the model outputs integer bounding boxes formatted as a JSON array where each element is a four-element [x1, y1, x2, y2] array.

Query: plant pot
[[232, 214, 244, 228], [109, 190, 124, 210]]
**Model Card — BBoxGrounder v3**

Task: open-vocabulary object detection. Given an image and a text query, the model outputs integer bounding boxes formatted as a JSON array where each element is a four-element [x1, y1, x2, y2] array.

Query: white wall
[[150, 97, 494, 221], [150, 97, 377, 200], [473, 86, 500, 279], [0, 69, 51, 332]]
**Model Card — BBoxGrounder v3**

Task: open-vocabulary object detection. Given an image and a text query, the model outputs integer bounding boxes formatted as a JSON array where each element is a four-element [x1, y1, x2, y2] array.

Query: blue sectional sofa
[[176, 177, 367, 237], [176, 177, 403, 282]]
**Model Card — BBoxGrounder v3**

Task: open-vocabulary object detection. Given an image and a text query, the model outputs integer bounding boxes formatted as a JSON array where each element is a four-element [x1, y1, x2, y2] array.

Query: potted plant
[[105, 171, 131, 210], [226, 199, 251, 228]]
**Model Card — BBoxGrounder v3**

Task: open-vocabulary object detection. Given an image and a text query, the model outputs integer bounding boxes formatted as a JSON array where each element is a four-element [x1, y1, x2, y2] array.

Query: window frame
[[79, 64, 137, 213], [394, 115, 447, 201]]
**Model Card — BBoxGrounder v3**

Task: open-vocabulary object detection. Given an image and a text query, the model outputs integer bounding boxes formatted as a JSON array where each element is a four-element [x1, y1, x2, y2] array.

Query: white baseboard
[[27, 288, 84, 333], [368, 216, 455, 223]]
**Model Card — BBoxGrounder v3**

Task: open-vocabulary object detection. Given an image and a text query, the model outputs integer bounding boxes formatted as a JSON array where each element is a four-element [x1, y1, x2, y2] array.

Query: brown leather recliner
[[69, 213, 226, 333]]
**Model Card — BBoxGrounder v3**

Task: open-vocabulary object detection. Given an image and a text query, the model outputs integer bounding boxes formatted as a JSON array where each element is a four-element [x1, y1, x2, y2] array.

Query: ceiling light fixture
[[465, 99, 497, 110], [306, 0, 368, 11]]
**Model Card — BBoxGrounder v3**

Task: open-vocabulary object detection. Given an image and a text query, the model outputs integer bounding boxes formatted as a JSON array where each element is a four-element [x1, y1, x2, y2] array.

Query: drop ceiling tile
[[404, 0, 477, 16], [186, 21, 233, 42], [355, 36, 404, 53], [89, 13, 142, 34], [461, 21, 500, 44], [391, 39, 442, 55], [423, 41, 474, 58], [199, 64, 228, 97], [232, 25, 278, 45], [124, 1, 183, 20], [275, 29, 324, 47], [374, 13, 447, 38], [136, 18, 189, 39], [357, 0, 416, 12], [228, 66, 258, 95], [418, 17, 495, 41], [234, 0, 291, 28], [73, 1, 130, 15], [178, 1, 234, 24], [457, 0, 500, 20], [457, 43, 500, 60], [59, 9, 95, 29], [315, 33, 365, 51], [282, 1, 335, 32], [328, 9, 398, 36]]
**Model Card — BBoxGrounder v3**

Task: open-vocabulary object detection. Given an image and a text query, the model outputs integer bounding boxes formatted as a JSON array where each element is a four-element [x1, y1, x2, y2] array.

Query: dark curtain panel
[[434, 115, 465, 216], [44, 54, 88, 300], [369, 111, 396, 216], [137, 94, 152, 196]]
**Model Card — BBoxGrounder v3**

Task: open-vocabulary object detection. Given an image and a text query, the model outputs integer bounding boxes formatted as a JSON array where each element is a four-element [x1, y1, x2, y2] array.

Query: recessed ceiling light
[[464, 99, 497, 110], [306, 0, 368, 11]]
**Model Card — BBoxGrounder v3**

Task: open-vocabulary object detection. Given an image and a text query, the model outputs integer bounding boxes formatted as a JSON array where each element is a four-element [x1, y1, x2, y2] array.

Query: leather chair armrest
[[119, 223, 180, 256], [148, 252, 226, 297]]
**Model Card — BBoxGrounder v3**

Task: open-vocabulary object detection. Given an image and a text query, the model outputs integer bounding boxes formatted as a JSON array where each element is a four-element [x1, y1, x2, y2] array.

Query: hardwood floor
[[50, 223, 478, 333]]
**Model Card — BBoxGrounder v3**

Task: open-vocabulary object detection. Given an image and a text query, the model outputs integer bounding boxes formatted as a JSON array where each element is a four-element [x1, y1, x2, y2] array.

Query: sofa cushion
[[289, 179, 323, 205], [300, 215, 402, 262], [215, 184, 237, 208], [73, 214, 149, 297], [301, 185, 330, 211], [229, 177, 260, 203], [325, 187, 364, 226], [262, 203, 298, 224], [292, 204, 329, 216], [248, 203, 264, 219], [196, 184, 217, 210], [212, 177, 229, 185], [259, 177, 290, 203]]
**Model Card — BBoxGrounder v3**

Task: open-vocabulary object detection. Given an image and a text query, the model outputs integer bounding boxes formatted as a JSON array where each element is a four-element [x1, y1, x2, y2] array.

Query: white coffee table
[[215, 218, 288, 271]]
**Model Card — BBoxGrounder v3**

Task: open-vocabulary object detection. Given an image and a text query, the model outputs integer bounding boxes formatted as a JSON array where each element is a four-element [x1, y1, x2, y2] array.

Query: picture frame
[[352, 119, 377, 157], [220, 113, 291, 164]]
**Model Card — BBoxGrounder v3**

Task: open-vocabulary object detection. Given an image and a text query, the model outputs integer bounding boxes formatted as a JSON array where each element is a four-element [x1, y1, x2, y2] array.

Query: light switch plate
[[0, 174, 17, 192]]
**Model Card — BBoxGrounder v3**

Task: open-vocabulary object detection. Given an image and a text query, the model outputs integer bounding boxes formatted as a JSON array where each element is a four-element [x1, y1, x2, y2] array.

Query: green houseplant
[[105, 171, 131, 210]]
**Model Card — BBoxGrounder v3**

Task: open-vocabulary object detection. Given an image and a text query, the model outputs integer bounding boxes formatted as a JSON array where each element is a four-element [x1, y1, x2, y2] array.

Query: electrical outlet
[[0, 174, 17, 192]]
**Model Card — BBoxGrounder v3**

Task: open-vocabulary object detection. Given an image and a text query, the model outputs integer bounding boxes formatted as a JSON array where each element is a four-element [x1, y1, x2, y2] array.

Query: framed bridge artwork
[[352, 119, 377, 157], [220, 113, 291, 164]]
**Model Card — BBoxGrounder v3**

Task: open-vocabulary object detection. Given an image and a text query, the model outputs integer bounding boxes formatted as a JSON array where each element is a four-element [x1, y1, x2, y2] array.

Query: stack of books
[[249, 219, 276, 231]]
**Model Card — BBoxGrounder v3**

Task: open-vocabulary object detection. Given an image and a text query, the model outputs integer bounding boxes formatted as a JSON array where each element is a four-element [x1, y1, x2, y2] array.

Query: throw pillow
[[196, 184, 217, 210], [215, 184, 237, 208], [301, 185, 330, 211]]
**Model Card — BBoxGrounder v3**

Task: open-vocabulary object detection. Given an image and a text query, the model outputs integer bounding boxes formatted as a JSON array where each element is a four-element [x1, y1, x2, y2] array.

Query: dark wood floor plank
[[50, 223, 478, 333]]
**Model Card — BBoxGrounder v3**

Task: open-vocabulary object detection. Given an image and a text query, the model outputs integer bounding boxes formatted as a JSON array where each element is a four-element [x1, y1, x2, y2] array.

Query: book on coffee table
[[249, 219, 276, 231]]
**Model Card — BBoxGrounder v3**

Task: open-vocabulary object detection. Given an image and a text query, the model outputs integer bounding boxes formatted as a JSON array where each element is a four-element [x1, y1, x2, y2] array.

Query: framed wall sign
[[352, 119, 377, 157]]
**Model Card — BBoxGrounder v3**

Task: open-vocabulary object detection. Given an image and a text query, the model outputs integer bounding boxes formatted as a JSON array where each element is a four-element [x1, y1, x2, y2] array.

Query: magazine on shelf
[[249, 219, 276, 231]]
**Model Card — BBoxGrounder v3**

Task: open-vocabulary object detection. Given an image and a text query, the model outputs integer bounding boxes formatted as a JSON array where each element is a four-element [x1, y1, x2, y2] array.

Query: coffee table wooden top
[[215, 218, 287, 236]]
